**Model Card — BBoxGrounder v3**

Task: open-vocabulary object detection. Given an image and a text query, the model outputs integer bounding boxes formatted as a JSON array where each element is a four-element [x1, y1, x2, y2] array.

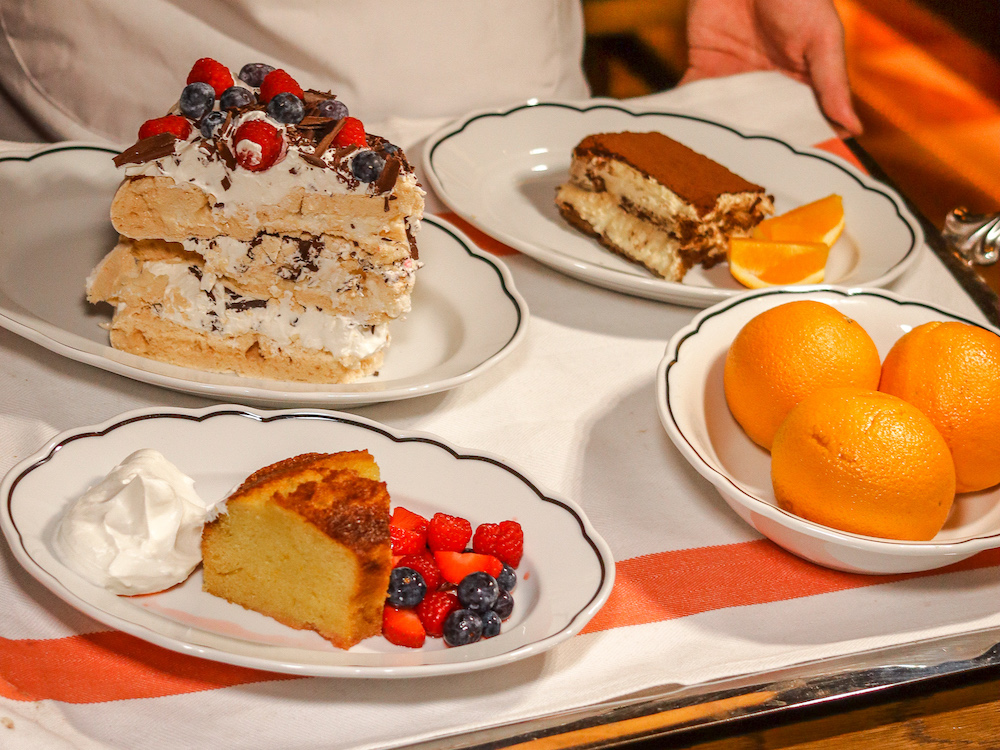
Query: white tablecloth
[[0, 72, 997, 750]]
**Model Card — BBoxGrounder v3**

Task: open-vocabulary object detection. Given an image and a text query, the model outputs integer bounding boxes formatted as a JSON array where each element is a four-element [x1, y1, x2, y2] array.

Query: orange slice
[[728, 237, 830, 289], [752, 194, 845, 247]]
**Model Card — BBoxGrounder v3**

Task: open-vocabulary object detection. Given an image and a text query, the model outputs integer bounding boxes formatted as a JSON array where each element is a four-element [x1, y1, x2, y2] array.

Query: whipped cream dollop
[[54, 449, 224, 595]]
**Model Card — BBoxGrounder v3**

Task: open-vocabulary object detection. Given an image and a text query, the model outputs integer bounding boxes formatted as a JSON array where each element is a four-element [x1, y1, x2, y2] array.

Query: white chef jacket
[[0, 0, 589, 144]]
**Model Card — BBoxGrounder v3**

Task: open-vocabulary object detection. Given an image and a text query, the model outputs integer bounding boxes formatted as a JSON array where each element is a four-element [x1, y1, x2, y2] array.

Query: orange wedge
[[728, 237, 830, 289], [752, 194, 845, 247]]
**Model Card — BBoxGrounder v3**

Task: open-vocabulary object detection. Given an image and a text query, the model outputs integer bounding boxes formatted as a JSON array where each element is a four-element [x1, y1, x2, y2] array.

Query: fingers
[[805, 23, 864, 136]]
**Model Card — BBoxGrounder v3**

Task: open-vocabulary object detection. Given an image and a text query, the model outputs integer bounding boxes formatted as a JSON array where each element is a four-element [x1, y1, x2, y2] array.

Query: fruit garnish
[[333, 116, 367, 148], [415, 591, 460, 637], [472, 520, 524, 568], [267, 92, 305, 125], [382, 605, 426, 648], [179, 82, 216, 120], [386, 567, 426, 608], [389, 507, 428, 554], [752, 194, 845, 247], [396, 551, 442, 591], [232, 120, 284, 171], [187, 57, 234, 98], [220, 86, 255, 111], [456, 571, 499, 612], [259, 68, 304, 103], [727, 237, 830, 289], [442, 609, 483, 647], [316, 99, 349, 120], [434, 551, 503, 585], [138, 115, 192, 141], [427, 512, 472, 552], [238, 62, 275, 88]]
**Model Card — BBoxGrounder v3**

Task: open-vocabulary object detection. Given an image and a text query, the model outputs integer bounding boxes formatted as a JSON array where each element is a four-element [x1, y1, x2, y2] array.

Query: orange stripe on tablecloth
[[813, 138, 868, 173], [0, 630, 298, 704], [436, 211, 520, 255], [581, 541, 1000, 634]]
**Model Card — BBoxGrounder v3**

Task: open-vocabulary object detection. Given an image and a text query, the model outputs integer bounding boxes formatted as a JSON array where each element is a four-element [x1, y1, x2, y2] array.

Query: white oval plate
[[0, 405, 614, 678], [425, 101, 923, 308], [656, 287, 1000, 574], [0, 144, 527, 407]]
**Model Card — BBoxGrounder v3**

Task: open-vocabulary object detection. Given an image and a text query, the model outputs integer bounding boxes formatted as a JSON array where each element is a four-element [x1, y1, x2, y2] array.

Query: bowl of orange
[[656, 287, 1000, 574]]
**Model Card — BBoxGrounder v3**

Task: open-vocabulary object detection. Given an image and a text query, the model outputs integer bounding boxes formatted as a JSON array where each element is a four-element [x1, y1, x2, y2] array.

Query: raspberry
[[390, 526, 425, 556], [382, 606, 425, 649], [232, 120, 284, 171], [473, 520, 523, 568], [396, 551, 442, 591], [137, 115, 191, 141], [333, 116, 367, 148], [416, 591, 460, 637], [186, 57, 234, 98], [427, 513, 472, 552], [259, 68, 304, 103]]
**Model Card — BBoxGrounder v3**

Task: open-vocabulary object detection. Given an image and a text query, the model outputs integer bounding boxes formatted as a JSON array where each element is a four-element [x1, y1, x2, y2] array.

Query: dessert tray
[[657, 286, 1000, 574], [0, 405, 615, 678], [425, 101, 923, 308], [0, 144, 527, 407]]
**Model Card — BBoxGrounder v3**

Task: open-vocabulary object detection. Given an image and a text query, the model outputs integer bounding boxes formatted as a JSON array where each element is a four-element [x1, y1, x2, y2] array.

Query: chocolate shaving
[[221, 174, 232, 191], [303, 89, 334, 107], [218, 140, 237, 171], [300, 152, 328, 169], [113, 133, 178, 167], [375, 156, 401, 195], [314, 119, 346, 158], [299, 115, 336, 129]]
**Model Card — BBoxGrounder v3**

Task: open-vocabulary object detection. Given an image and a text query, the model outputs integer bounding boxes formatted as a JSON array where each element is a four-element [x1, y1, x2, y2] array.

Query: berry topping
[[351, 151, 385, 183], [416, 591, 461, 637], [434, 551, 503, 585], [266, 92, 305, 124], [442, 609, 483, 647], [473, 520, 524, 568], [259, 68, 304, 103], [456, 571, 499, 613], [481, 610, 502, 639], [382, 605, 426, 649], [396, 551, 442, 592], [199, 111, 226, 139], [497, 563, 517, 592], [232, 120, 284, 171], [219, 86, 255, 111], [138, 114, 191, 141], [179, 82, 215, 120], [386, 567, 427, 608], [333, 116, 367, 148], [493, 588, 514, 620], [238, 62, 275, 88], [381, 142, 401, 157], [390, 507, 428, 554], [427, 513, 472, 552], [186, 57, 233, 98], [315, 98, 348, 120]]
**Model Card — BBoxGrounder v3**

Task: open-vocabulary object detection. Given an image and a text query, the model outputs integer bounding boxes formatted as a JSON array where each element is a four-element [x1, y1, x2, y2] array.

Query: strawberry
[[434, 551, 503, 585], [333, 116, 367, 148], [186, 57, 233, 98], [389, 507, 427, 554], [137, 115, 191, 141], [396, 551, 442, 591], [382, 605, 426, 648], [259, 68, 304, 103], [232, 120, 284, 171], [416, 591, 460, 637], [473, 520, 524, 568], [427, 513, 472, 552]]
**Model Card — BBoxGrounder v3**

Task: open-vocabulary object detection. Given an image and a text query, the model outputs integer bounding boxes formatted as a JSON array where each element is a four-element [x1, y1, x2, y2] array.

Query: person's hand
[[679, 0, 863, 136]]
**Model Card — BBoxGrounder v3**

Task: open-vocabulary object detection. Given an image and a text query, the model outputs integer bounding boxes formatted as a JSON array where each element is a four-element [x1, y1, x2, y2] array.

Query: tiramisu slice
[[555, 131, 773, 281]]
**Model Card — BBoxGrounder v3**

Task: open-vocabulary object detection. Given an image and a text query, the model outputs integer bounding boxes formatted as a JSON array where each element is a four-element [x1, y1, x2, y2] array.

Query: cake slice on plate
[[555, 131, 773, 281]]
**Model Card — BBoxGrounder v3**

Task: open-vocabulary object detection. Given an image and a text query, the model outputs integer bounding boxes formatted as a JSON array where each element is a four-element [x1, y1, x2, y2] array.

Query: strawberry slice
[[382, 605, 426, 648], [434, 551, 503, 585], [390, 507, 428, 554]]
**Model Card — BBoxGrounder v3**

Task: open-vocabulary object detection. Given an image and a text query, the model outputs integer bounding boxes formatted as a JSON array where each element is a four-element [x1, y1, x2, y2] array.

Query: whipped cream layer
[[143, 261, 389, 361], [54, 449, 223, 595]]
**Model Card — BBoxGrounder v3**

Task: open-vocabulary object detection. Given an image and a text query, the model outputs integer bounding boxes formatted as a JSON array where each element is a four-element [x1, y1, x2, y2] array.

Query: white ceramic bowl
[[656, 287, 1000, 574]]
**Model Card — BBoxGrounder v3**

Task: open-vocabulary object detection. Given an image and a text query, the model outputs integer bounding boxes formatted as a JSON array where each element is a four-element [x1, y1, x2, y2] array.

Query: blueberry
[[386, 567, 426, 608], [497, 564, 517, 592], [381, 142, 400, 157], [442, 609, 483, 647], [492, 588, 514, 620], [266, 92, 305, 124], [220, 86, 255, 111], [481, 610, 502, 638], [315, 98, 348, 120], [200, 111, 226, 139], [238, 62, 275, 88], [351, 151, 385, 183], [179, 82, 215, 120], [457, 571, 499, 613]]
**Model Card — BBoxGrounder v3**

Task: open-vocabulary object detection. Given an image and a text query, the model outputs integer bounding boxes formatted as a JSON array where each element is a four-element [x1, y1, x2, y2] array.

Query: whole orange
[[724, 300, 882, 450], [878, 321, 1000, 493], [771, 387, 956, 541]]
